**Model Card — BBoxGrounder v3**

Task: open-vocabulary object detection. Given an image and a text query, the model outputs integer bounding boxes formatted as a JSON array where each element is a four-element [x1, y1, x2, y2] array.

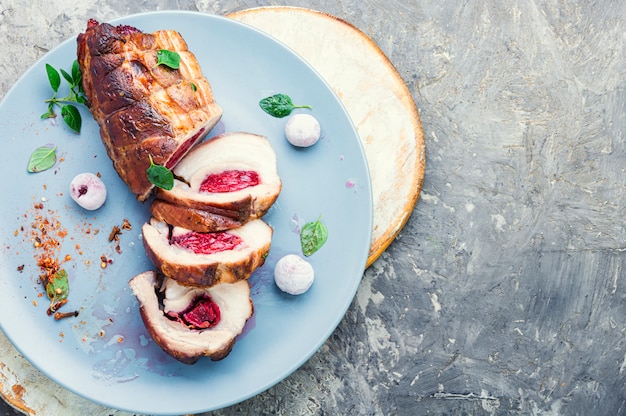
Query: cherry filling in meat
[[167, 295, 221, 329], [172, 231, 243, 255], [165, 128, 206, 170], [199, 170, 260, 193]]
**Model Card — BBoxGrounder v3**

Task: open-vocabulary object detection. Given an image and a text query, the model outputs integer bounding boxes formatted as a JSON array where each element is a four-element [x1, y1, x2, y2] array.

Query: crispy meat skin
[[151, 199, 245, 233], [77, 20, 222, 200]]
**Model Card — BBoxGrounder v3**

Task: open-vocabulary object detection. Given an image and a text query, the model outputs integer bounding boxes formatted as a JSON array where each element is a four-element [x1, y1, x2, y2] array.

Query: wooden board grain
[[228, 6, 425, 267]]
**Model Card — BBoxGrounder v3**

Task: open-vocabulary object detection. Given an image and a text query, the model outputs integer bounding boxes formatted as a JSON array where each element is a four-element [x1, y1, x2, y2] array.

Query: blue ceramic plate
[[0, 11, 372, 415]]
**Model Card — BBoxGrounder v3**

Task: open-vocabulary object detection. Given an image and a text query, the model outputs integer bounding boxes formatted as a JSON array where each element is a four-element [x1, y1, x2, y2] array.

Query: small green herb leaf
[[41, 103, 55, 120], [27, 145, 57, 173], [60, 68, 73, 85], [61, 105, 82, 133], [45, 64, 61, 92], [259, 93, 312, 118], [146, 155, 174, 190], [42, 61, 87, 133], [71, 59, 82, 86], [156, 50, 181, 69], [45, 269, 69, 313], [190, 82, 197, 92], [300, 216, 328, 256]]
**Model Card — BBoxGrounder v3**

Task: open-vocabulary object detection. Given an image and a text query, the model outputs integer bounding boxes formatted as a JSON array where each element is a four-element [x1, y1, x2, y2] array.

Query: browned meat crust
[[77, 19, 222, 200], [150, 199, 246, 233]]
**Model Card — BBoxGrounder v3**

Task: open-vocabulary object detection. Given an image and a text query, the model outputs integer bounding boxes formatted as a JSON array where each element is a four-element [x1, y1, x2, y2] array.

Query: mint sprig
[[41, 60, 86, 133]]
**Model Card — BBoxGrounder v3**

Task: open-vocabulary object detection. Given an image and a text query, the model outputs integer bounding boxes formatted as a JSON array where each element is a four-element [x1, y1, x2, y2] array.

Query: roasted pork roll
[[155, 132, 282, 225], [142, 218, 273, 287], [77, 19, 223, 200], [129, 271, 253, 364]]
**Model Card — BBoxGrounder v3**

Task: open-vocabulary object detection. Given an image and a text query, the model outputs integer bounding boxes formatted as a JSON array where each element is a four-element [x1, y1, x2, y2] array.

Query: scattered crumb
[[108, 225, 121, 242]]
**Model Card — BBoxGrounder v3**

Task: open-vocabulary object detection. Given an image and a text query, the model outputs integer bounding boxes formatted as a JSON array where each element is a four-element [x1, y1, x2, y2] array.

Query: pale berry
[[69, 173, 107, 210]]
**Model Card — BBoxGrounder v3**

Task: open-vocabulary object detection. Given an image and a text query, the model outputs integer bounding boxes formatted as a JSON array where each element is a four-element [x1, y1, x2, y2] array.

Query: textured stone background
[[0, 1, 625, 415]]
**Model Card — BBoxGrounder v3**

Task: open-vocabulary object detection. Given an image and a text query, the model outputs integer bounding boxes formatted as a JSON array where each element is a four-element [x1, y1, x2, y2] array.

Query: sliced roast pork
[[77, 19, 223, 200], [142, 218, 272, 287], [155, 132, 281, 226], [129, 271, 253, 364], [150, 199, 245, 233]]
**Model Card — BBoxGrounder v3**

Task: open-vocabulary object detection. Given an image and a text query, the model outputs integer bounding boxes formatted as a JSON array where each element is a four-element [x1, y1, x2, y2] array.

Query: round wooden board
[[0, 7, 424, 415], [230, 7, 425, 268]]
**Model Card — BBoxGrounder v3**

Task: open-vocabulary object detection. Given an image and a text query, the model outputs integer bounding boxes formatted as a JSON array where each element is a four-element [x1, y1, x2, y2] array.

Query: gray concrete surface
[[1, 0, 625, 415]]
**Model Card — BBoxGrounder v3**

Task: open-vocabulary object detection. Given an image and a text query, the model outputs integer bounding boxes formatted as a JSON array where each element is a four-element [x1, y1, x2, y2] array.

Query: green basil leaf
[[300, 216, 328, 256], [146, 155, 174, 190], [259, 93, 312, 118], [61, 104, 81, 133], [27, 145, 57, 173], [71, 59, 82, 86], [41, 103, 55, 119], [60, 68, 73, 85], [46, 269, 69, 312], [45, 64, 61, 92], [156, 50, 181, 69]]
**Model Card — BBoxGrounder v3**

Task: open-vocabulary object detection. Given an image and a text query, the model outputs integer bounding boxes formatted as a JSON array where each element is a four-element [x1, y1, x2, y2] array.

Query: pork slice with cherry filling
[[142, 218, 272, 287], [155, 132, 281, 224], [129, 271, 253, 364], [77, 19, 223, 201]]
